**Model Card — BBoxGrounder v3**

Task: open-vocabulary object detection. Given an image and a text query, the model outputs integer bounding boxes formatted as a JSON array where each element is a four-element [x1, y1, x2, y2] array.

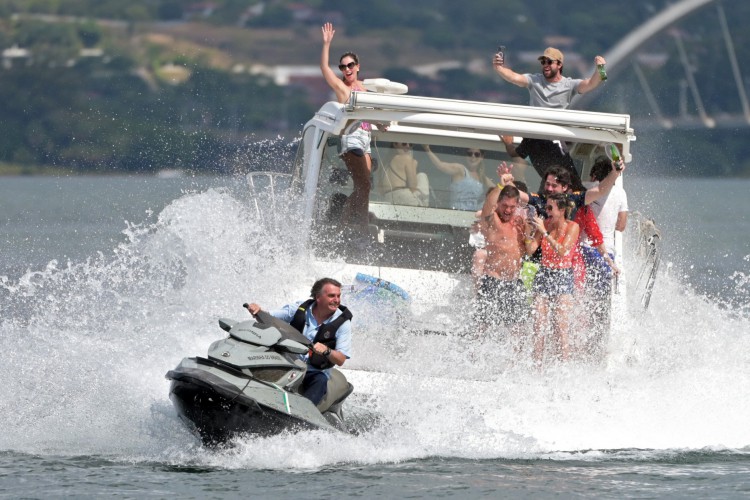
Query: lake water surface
[[1, 175, 748, 498]]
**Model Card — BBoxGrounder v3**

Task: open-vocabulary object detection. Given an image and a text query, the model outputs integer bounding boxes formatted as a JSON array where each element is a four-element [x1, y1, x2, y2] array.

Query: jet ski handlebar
[[242, 303, 313, 348]]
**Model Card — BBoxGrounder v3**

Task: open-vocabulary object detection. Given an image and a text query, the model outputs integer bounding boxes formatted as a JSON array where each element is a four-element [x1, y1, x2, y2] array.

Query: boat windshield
[[314, 134, 623, 216], [303, 130, 619, 223], [316, 136, 542, 216]]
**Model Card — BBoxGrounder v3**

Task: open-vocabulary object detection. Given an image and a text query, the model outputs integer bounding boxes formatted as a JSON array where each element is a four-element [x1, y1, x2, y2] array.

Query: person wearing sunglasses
[[501, 160, 625, 224], [320, 22, 374, 226], [422, 145, 495, 210], [493, 47, 606, 191], [524, 193, 580, 364], [492, 47, 606, 109]]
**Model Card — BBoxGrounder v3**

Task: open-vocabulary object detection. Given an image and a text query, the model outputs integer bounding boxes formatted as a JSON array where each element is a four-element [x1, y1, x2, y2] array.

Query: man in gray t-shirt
[[493, 47, 607, 189], [493, 47, 606, 108]]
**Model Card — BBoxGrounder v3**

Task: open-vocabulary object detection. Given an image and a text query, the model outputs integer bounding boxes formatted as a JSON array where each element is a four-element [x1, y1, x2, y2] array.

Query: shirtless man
[[473, 185, 530, 329]]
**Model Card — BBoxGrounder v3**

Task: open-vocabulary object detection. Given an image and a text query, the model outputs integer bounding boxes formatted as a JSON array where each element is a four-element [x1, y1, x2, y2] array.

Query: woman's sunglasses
[[467, 151, 483, 158], [338, 61, 357, 71]]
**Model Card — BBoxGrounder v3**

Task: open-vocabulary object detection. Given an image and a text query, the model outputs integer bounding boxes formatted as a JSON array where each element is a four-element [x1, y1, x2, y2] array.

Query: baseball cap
[[538, 47, 564, 64]]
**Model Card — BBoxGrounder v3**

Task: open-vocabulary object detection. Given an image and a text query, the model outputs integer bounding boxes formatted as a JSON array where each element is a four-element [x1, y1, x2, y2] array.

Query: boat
[[247, 82, 661, 332], [166, 310, 354, 445], [167, 85, 663, 442]]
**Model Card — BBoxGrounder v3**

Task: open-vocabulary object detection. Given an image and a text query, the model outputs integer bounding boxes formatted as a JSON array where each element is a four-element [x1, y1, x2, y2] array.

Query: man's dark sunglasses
[[540, 58, 558, 66]]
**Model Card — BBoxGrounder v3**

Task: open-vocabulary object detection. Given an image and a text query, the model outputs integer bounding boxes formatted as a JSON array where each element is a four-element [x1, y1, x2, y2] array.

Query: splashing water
[[1, 179, 748, 470]]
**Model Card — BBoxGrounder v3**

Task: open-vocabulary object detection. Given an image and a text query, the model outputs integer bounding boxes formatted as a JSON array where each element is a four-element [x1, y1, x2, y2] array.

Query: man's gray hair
[[310, 278, 342, 297]]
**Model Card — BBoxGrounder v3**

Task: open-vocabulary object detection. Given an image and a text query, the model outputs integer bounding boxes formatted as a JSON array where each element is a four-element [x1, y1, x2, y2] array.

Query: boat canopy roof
[[306, 92, 635, 162]]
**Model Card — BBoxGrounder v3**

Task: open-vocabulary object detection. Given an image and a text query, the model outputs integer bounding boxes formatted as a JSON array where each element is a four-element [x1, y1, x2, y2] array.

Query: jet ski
[[166, 308, 353, 445]]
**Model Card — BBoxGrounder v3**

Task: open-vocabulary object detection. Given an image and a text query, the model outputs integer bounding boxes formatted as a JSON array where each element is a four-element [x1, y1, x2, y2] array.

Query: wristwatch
[[324, 347, 332, 357]]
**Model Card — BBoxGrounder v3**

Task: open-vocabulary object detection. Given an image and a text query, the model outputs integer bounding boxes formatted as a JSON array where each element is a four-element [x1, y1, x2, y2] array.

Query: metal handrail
[[246, 171, 292, 228], [630, 212, 662, 309]]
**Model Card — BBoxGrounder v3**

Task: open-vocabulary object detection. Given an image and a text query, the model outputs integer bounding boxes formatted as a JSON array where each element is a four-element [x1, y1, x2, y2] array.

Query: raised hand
[[532, 215, 546, 232], [322, 22, 335, 44], [497, 164, 515, 189]]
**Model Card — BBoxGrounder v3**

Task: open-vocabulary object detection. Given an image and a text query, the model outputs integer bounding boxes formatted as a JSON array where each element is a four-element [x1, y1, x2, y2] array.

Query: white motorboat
[[248, 84, 660, 333]]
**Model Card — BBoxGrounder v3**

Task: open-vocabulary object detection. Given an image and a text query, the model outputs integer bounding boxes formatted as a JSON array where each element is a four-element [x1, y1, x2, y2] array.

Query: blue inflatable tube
[[354, 273, 411, 302]]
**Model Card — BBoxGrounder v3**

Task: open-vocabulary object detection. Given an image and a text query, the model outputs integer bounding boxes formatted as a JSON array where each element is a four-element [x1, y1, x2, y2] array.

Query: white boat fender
[[363, 78, 408, 94]]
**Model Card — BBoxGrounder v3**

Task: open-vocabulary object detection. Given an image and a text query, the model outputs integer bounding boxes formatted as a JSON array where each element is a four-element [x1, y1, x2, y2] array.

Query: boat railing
[[629, 211, 661, 309], [246, 171, 293, 230]]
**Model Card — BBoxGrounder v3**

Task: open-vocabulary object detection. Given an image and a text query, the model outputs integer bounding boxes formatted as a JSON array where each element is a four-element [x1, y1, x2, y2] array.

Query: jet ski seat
[[316, 368, 353, 413]]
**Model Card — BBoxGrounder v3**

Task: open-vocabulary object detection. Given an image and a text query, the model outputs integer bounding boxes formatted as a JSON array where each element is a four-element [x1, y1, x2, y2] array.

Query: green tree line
[[1, 0, 749, 175]]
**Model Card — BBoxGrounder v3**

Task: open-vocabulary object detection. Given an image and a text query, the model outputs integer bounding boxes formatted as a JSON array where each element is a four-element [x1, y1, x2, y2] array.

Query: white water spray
[[1, 182, 748, 468]]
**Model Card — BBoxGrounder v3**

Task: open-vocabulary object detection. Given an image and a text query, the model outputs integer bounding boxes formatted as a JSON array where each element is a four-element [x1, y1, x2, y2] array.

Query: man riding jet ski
[[166, 278, 354, 445]]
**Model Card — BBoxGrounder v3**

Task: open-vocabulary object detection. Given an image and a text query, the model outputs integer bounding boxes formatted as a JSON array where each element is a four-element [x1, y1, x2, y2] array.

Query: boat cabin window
[[313, 135, 546, 223], [294, 126, 623, 273], [301, 130, 618, 228]]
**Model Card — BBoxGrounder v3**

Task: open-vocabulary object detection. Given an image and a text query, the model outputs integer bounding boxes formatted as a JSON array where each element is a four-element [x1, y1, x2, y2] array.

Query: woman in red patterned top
[[524, 193, 579, 363]]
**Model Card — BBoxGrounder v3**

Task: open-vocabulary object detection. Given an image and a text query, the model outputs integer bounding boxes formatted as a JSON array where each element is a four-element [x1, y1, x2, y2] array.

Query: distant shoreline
[[0, 164, 220, 177], [0, 163, 74, 176]]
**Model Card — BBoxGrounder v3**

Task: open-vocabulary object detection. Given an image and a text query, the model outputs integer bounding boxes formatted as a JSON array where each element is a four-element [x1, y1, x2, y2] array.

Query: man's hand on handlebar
[[244, 303, 262, 316]]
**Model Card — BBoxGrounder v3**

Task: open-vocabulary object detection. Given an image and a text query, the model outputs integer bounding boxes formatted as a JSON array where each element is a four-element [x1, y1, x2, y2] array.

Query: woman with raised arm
[[320, 22, 372, 226], [524, 193, 580, 364], [422, 145, 495, 210]]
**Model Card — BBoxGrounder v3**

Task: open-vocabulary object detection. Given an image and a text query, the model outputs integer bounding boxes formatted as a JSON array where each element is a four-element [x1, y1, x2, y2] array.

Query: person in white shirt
[[586, 156, 629, 258]]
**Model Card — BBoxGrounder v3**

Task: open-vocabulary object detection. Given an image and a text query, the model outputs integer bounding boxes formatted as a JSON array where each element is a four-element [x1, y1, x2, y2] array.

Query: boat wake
[[0, 185, 748, 469]]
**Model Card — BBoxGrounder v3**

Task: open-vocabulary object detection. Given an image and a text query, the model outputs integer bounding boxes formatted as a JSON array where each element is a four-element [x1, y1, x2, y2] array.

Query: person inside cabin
[[493, 46, 608, 190], [245, 278, 352, 406], [376, 142, 429, 207], [524, 193, 580, 363], [320, 22, 373, 227], [422, 145, 495, 210]]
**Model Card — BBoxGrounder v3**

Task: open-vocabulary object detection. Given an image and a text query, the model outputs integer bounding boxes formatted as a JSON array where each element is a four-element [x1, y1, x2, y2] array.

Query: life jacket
[[289, 299, 353, 369]]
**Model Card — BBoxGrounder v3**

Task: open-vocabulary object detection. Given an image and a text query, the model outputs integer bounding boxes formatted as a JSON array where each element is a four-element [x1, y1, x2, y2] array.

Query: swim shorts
[[475, 276, 529, 325]]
